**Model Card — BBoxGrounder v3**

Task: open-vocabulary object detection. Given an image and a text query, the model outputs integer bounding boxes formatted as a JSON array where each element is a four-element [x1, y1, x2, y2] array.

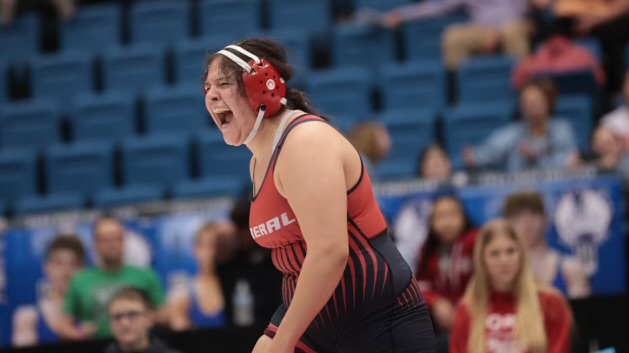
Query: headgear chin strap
[[243, 105, 266, 145], [216, 44, 287, 145]]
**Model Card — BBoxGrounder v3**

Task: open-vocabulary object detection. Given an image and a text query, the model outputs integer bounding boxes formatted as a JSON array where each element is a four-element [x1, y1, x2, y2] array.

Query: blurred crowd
[[351, 72, 629, 188], [10, 196, 283, 353]]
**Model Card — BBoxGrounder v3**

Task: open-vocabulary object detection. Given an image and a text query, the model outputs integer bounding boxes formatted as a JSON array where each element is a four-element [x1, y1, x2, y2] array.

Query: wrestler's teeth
[[213, 108, 231, 115]]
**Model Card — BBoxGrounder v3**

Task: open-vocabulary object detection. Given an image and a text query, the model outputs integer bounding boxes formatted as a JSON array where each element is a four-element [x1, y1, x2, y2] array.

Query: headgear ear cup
[[242, 58, 287, 118]]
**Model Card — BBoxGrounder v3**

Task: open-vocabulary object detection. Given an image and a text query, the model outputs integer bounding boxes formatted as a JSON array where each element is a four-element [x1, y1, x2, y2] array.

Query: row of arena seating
[[0, 93, 593, 215], [0, 131, 250, 216], [0, 86, 594, 154], [0, 0, 431, 65], [0, 56, 598, 146]]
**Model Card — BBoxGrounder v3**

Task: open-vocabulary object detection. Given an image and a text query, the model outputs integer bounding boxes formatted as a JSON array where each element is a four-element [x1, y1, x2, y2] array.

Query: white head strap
[[217, 49, 252, 73], [225, 45, 261, 64]]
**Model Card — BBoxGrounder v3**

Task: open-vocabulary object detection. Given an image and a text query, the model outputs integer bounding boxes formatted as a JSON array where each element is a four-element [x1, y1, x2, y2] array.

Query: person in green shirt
[[57, 217, 166, 340]]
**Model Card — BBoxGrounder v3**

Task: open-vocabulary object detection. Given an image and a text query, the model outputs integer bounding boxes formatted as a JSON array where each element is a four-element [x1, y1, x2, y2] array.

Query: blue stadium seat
[[101, 44, 166, 95], [0, 60, 7, 104], [60, 4, 122, 54], [380, 109, 437, 166], [268, 0, 331, 33], [541, 70, 603, 117], [45, 141, 114, 197], [144, 85, 208, 134], [30, 51, 93, 108], [197, 130, 250, 182], [355, 0, 414, 12], [130, 1, 189, 47], [70, 92, 136, 143], [0, 149, 37, 205], [556, 95, 593, 152], [377, 160, 417, 181], [330, 114, 368, 136], [307, 67, 373, 118], [14, 193, 84, 216], [198, 0, 260, 37], [379, 61, 447, 111], [0, 15, 39, 64], [402, 14, 467, 62], [332, 25, 396, 70], [443, 101, 513, 162], [121, 134, 190, 189], [0, 100, 60, 152], [575, 38, 602, 61], [173, 177, 244, 200], [174, 35, 235, 84], [264, 30, 312, 70], [457, 56, 516, 103], [94, 185, 164, 208]]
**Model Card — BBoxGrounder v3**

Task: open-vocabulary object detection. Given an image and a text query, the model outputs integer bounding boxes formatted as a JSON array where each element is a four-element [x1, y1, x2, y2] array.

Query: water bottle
[[233, 279, 254, 326]]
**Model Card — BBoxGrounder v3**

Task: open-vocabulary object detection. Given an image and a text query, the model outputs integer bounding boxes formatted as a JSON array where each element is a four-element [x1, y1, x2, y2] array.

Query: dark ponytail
[[286, 88, 315, 115]]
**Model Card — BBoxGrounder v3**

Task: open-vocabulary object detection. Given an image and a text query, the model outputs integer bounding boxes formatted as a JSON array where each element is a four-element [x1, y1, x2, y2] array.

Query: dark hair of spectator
[[418, 195, 475, 274], [45, 235, 86, 263], [521, 78, 558, 115], [108, 287, 154, 311], [502, 192, 546, 217]]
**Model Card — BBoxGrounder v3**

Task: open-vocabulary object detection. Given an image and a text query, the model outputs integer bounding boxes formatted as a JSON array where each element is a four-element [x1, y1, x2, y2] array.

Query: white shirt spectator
[[601, 105, 629, 136]]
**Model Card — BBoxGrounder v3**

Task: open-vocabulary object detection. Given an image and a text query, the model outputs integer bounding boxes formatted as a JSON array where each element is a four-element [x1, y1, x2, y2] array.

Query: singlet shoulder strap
[[270, 114, 328, 168], [252, 113, 324, 200]]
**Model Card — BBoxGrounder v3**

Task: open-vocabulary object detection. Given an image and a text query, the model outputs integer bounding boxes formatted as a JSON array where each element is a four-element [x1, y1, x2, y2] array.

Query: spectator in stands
[[12, 235, 85, 347], [419, 144, 469, 186], [511, 19, 606, 90], [58, 217, 166, 341], [168, 222, 227, 331], [590, 126, 629, 185], [0, 0, 76, 26], [419, 144, 453, 184], [601, 71, 629, 143], [503, 191, 591, 298], [349, 122, 391, 182], [553, 0, 629, 96], [449, 219, 573, 353], [415, 195, 478, 333], [463, 79, 579, 172], [381, 0, 536, 69], [106, 287, 182, 353]]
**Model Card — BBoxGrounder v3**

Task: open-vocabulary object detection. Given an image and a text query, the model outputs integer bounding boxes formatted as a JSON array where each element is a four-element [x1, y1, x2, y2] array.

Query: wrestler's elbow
[[316, 239, 349, 266]]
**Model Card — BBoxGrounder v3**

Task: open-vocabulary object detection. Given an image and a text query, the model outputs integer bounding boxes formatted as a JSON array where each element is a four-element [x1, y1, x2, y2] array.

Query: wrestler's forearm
[[271, 247, 348, 350]]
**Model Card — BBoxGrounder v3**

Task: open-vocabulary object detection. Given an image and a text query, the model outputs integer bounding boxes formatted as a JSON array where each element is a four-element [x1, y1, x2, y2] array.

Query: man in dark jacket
[[105, 287, 182, 353]]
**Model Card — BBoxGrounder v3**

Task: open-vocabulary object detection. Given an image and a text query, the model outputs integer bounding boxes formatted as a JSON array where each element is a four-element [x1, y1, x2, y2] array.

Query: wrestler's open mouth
[[214, 108, 233, 127]]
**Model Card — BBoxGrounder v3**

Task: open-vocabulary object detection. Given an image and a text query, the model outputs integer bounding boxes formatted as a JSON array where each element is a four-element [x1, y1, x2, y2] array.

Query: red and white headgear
[[217, 45, 287, 144]]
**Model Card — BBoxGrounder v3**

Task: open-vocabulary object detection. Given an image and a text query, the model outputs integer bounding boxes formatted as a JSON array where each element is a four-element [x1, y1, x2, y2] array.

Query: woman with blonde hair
[[450, 219, 572, 353]]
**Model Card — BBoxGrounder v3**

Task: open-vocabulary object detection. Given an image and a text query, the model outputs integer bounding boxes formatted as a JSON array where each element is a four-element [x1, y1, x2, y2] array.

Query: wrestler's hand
[[261, 340, 293, 353], [433, 299, 455, 331]]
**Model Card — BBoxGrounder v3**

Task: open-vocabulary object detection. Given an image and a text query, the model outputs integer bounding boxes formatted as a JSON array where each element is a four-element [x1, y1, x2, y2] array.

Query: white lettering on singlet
[[250, 212, 296, 239]]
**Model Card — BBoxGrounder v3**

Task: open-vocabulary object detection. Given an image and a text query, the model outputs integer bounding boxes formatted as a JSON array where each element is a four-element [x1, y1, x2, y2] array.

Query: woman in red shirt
[[450, 219, 572, 353], [416, 195, 478, 332]]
